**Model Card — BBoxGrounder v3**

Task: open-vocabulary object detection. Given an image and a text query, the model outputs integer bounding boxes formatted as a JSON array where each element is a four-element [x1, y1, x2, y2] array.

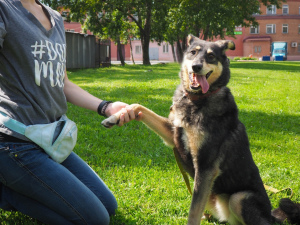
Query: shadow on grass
[[239, 110, 299, 136], [230, 61, 300, 72], [66, 63, 299, 225], [110, 213, 138, 225], [68, 63, 181, 84], [0, 210, 42, 225], [76, 98, 299, 170], [68, 66, 299, 167]]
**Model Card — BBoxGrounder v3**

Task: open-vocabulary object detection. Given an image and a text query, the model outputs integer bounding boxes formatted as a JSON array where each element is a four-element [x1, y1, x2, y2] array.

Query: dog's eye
[[191, 50, 196, 55], [207, 53, 215, 60]]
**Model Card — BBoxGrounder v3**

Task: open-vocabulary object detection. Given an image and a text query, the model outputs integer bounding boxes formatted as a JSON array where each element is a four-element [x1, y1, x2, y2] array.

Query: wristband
[[97, 101, 112, 117]]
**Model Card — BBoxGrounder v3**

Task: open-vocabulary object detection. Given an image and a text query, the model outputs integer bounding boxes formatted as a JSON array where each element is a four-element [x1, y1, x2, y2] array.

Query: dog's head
[[180, 35, 235, 95]]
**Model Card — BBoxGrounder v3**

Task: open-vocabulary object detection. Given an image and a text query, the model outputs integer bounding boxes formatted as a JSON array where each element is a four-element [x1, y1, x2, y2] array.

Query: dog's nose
[[192, 63, 203, 73]]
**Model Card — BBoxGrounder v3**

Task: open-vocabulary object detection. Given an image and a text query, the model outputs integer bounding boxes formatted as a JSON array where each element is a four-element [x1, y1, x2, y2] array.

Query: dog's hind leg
[[228, 192, 272, 225]]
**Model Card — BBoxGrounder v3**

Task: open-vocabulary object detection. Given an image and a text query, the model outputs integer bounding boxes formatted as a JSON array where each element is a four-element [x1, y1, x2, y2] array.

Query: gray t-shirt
[[0, 0, 68, 140]]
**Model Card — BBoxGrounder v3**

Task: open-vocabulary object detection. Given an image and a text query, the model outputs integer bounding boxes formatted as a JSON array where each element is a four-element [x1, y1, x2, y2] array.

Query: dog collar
[[185, 88, 221, 102]]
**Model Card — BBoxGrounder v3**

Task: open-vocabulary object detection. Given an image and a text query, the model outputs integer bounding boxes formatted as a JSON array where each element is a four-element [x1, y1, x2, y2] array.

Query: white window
[[266, 24, 276, 34], [282, 24, 288, 34], [135, 46, 142, 54], [163, 44, 169, 53], [250, 26, 259, 34], [282, 5, 289, 14], [266, 5, 276, 14], [254, 46, 261, 53]]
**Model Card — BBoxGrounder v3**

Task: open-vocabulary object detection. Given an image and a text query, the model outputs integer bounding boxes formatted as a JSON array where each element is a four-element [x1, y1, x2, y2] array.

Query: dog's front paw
[[101, 115, 120, 128]]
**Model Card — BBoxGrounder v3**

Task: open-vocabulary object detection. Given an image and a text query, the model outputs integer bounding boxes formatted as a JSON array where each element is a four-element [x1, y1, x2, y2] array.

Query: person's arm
[[63, 71, 135, 126]]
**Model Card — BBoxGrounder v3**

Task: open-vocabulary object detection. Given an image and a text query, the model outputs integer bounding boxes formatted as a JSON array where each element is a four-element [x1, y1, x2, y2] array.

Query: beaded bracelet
[[97, 101, 112, 117]]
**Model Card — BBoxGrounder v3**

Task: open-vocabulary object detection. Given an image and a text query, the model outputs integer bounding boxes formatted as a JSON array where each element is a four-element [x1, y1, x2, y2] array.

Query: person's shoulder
[[0, 0, 22, 12], [0, 0, 18, 5], [0, 0, 11, 6], [0, 0, 16, 17], [43, 4, 62, 20]]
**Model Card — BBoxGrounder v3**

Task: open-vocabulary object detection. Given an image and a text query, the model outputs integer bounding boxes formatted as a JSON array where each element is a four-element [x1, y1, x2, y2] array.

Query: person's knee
[[106, 196, 118, 216], [99, 190, 118, 216], [91, 212, 110, 225], [78, 206, 110, 225]]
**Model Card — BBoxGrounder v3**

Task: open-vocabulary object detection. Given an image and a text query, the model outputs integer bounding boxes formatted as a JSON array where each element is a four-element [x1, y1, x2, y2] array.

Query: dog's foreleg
[[102, 104, 174, 147], [187, 168, 219, 225]]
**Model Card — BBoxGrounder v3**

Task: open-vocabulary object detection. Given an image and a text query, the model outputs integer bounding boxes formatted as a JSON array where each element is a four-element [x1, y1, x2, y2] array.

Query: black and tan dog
[[102, 35, 300, 225]]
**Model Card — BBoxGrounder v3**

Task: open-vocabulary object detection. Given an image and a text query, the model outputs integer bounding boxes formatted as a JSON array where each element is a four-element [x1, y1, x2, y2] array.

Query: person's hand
[[105, 102, 137, 126]]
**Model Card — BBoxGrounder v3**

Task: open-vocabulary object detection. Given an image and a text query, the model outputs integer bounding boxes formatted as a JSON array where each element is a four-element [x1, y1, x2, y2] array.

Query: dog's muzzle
[[189, 71, 212, 94]]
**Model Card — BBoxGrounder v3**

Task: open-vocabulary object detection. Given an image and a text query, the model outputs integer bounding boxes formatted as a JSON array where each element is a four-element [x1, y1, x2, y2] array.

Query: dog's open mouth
[[189, 71, 213, 94]]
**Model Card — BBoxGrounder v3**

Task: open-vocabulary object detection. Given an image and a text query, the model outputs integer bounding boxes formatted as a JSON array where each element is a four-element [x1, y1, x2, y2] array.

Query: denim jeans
[[0, 142, 117, 225]]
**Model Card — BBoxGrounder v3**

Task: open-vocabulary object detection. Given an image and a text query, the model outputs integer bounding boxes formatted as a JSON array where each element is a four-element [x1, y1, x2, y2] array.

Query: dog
[[102, 35, 300, 225]]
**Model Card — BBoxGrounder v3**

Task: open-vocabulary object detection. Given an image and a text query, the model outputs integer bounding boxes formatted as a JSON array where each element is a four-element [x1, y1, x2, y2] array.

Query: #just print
[[31, 40, 66, 87]]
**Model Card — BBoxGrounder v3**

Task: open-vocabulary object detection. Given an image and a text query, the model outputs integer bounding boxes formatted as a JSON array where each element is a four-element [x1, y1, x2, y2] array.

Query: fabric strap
[[0, 112, 26, 135]]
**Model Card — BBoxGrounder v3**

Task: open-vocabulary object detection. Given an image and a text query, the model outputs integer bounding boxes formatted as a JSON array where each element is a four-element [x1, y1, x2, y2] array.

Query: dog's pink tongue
[[197, 75, 209, 94]]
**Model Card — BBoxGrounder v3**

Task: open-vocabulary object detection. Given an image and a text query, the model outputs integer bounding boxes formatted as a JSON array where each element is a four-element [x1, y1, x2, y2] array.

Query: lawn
[[1, 61, 299, 224]]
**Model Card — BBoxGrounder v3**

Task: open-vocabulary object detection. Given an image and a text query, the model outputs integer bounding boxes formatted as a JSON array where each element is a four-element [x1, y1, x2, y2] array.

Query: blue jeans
[[0, 142, 117, 225]]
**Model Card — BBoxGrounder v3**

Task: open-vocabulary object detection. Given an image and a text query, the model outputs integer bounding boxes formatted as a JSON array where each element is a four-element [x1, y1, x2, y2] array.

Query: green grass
[[1, 62, 299, 224]]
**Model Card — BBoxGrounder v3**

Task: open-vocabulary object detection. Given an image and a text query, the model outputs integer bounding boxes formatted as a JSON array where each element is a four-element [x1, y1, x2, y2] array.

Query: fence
[[65, 32, 111, 69], [95, 39, 111, 67]]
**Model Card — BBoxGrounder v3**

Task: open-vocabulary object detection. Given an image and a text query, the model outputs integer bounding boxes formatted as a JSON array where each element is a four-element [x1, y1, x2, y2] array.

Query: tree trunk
[[203, 24, 210, 40], [181, 34, 187, 53], [141, 0, 152, 65], [117, 38, 125, 66], [171, 43, 177, 62], [141, 33, 151, 65], [129, 38, 135, 64], [176, 38, 183, 63]]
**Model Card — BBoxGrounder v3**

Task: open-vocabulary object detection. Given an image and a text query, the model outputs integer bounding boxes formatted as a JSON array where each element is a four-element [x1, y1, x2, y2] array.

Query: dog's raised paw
[[101, 116, 119, 128]]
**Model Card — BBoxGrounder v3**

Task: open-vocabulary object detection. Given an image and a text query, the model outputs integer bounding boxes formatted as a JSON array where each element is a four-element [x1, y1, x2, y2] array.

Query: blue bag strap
[[0, 112, 26, 135]]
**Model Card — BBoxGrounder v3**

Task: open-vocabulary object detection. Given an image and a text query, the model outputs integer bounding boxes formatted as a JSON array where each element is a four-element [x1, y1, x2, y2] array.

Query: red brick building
[[243, 0, 300, 60], [223, 0, 300, 60]]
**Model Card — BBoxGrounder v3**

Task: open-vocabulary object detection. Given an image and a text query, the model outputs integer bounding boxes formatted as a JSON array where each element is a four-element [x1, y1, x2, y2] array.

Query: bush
[[240, 57, 258, 60]]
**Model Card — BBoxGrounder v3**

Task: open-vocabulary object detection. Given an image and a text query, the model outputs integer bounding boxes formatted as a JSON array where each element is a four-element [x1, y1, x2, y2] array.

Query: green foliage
[[163, 0, 284, 42], [234, 57, 259, 61], [41, 0, 284, 64], [2, 62, 299, 224], [240, 57, 258, 60]]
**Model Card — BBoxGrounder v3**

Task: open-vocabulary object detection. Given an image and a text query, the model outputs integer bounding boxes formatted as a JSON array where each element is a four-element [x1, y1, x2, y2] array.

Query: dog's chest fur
[[173, 110, 204, 159], [171, 93, 206, 159]]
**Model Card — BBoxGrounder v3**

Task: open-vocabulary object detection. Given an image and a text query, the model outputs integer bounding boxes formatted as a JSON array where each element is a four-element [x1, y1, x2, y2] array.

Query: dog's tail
[[272, 198, 300, 224]]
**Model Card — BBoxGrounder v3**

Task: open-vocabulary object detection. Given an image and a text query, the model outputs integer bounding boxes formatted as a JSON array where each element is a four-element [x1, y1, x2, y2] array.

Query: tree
[[43, 0, 170, 65], [107, 0, 170, 65], [44, 0, 136, 66], [43, 0, 283, 64], [82, 6, 136, 66], [164, 0, 284, 62]]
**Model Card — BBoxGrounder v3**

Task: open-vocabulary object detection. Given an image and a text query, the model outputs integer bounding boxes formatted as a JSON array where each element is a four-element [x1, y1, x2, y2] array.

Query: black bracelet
[[97, 101, 113, 117]]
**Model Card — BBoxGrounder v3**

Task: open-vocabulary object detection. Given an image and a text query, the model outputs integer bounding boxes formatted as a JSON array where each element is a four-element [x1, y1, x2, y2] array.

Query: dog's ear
[[215, 40, 235, 53], [187, 34, 196, 46]]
